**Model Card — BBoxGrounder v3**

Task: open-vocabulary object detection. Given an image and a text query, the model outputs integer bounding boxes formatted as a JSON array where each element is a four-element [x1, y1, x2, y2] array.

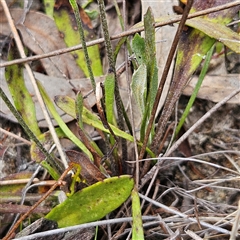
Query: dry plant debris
[[0, 0, 240, 239]]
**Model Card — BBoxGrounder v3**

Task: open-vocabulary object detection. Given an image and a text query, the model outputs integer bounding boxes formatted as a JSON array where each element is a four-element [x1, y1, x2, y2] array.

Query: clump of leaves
[[151, 0, 240, 154], [1, 0, 239, 238]]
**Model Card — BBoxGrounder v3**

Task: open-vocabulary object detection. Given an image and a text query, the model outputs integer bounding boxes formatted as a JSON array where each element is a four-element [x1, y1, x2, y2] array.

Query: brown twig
[[0, 1, 238, 68], [3, 164, 73, 240], [143, 179, 160, 215], [165, 87, 240, 157], [0, 127, 31, 145], [0, 0, 69, 170]]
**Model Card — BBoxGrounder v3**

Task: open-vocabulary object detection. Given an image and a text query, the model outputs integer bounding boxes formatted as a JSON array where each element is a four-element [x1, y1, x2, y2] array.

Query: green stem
[[69, 0, 96, 92], [97, 0, 128, 171], [174, 45, 215, 137]]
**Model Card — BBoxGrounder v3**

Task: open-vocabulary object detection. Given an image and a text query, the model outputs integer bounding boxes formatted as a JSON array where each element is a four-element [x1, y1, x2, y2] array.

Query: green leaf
[[131, 64, 147, 116], [75, 91, 84, 129], [5, 39, 41, 137], [43, 0, 54, 17], [45, 175, 134, 227], [132, 8, 158, 142], [132, 188, 144, 240], [55, 95, 134, 142], [54, 0, 102, 77], [151, 0, 239, 152], [114, 36, 127, 63], [36, 80, 93, 160], [175, 45, 215, 137], [132, 33, 146, 65], [144, 7, 156, 83], [54, 95, 155, 158], [104, 73, 116, 125]]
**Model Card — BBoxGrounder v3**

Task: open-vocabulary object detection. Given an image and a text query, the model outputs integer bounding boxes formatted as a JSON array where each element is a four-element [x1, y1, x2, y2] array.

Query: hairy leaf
[[131, 64, 147, 116], [104, 73, 116, 125]]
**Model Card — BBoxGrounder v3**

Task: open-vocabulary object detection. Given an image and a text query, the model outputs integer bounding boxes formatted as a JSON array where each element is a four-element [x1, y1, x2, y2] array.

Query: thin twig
[[0, 0, 68, 169], [139, 155, 240, 189], [0, 127, 31, 145], [143, 179, 160, 215], [3, 164, 73, 240], [0, 1, 238, 67], [9, 165, 43, 230], [12, 216, 159, 240], [139, 193, 231, 235], [165, 87, 240, 157], [224, 153, 240, 173], [229, 200, 240, 240]]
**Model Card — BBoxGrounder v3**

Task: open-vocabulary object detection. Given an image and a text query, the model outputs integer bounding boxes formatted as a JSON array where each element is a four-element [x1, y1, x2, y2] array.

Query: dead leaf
[[0, 65, 104, 127], [0, 8, 85, 79], [66, 150, 106, 185]]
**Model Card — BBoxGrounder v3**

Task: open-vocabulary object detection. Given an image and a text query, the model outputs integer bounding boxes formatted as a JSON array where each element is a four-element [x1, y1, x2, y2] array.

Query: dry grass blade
[[230, 200, 240, 240], [139, 193, 231, 235]]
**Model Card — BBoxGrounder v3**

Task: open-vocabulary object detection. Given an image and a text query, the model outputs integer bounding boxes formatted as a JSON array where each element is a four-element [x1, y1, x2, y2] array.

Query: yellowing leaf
[[186, 18, 240, 53], [5, 39, 41, 136], [45, 175, 134, 227], [54, 0, 102, 77]]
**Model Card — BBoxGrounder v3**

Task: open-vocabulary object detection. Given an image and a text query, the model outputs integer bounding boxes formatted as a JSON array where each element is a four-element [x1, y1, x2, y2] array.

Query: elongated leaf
[[144, 7, 156, 85], [54, 0, 102, 77], [104, 73, 116, 125], [45, 175, 134, 227], [132, 18, 158, 122], [75, 91, 84, 129], [186, 18, 240, 53], [54, 95, 155, 157], [5, 39, 41, 136], [36, 80, 93, 160], [151, 0, 240, 153], [131, 64, 147, 116], [132, 188, 144, 240], [175, 45, 215, 137], [54, 95, 134, 142]]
